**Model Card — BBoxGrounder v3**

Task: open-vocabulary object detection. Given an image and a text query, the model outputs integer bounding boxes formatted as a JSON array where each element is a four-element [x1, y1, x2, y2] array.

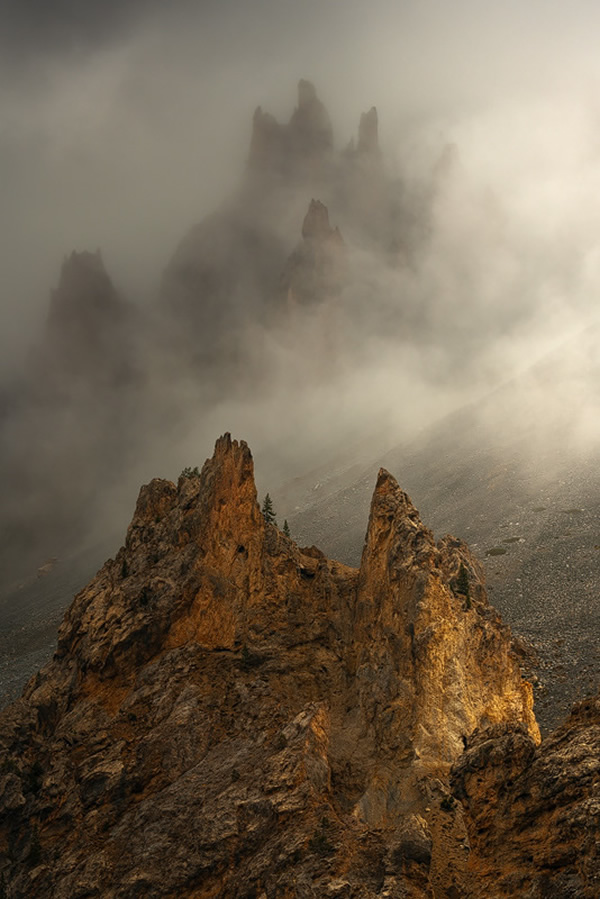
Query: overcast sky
[[3, 0, 600, 367]]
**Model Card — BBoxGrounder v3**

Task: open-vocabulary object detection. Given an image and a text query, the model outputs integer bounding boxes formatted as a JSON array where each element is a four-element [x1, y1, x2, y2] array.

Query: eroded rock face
[[451, 695, 600, 898], [0, 435, 538, 897]]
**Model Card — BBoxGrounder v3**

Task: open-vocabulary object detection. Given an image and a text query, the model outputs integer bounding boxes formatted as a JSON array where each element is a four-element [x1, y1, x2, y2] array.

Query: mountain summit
[[249, 79, 333, 179]]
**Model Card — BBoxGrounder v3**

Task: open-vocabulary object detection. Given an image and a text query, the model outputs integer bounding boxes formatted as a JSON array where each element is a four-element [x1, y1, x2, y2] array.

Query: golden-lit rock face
[[356, 469, 538, 776], [0, 434, 549, 898]]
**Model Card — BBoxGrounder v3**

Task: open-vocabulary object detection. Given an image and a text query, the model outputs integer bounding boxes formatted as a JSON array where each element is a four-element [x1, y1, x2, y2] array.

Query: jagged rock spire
[[48, 250, 122, 327], [247, 80, 333, 178], [40, 249, 133, 388], [356, 465, 538, 774], [301, 199, 341, 242], [288, 79, 333, 158], [281, 199, 346, 308], [357, 106, 380, 157]]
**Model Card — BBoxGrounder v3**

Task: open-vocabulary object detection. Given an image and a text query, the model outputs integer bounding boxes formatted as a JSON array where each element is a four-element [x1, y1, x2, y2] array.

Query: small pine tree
[[262, 493, 277, 526], [283, 519, 291, 538]]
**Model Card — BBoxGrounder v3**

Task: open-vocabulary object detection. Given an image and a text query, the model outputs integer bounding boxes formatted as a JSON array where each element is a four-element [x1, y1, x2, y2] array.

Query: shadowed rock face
[[0, 434, 538, 898]]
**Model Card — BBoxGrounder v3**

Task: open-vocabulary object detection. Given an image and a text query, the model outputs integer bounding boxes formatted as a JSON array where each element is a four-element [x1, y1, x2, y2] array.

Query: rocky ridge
[[0, 434, 543, 898]]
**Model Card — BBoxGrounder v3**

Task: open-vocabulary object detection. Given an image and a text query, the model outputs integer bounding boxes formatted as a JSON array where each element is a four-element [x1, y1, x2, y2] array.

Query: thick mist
[[1, 0, 600, 573], [3, 0, 600, 356]]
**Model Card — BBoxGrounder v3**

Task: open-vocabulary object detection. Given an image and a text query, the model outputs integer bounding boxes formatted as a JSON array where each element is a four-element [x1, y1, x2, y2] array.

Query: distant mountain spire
[[357, 106, 380, 158], [247, 79, 333, 179]]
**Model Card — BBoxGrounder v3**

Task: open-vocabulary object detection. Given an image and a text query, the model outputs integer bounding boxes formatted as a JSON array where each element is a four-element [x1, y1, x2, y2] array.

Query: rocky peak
[[40, 249, 132, 388], [301, 198, 340, 242], [247, 79, 333, 180], [288, 79, 333, 158], [357, 106, 380, 157], [297, 78, 319, 108], [248, 106, 285, 173], [47, 250, 122, 331], [360, 466, 438, 576], [0, 248, 140, 570], [0, 434, 542, 897], [282, 199, 346, 309], [356, 468, 538, 776], [127, 434, 261, 570]]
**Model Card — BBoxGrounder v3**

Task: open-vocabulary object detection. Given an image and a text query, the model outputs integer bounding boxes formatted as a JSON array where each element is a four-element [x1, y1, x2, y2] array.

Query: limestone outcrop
[[0, 434, 541, 897]]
